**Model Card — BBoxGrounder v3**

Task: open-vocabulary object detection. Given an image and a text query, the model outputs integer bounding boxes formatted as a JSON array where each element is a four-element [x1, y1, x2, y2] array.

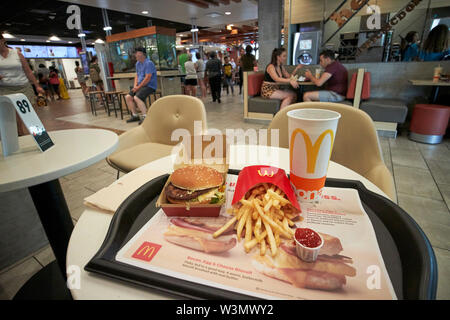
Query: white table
[[67, 145, 387, 300], [0, 129, 118, 273]]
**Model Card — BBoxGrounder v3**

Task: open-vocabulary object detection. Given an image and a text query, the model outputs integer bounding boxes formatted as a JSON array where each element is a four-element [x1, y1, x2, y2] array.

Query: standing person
[[261, 47, 300, 109], [178, 48, 189, 74], [303, 50, 348, 102], [49, 67, 61, 100], [184, 54, 198, 97], [38, 73, 51, 100], [89, 56, 103, 91], [222, 56, 234, 95], [239, 45, 257, 94], [401, 31, 420, 62], [75, 60, 88, 97], [195, 52, 206, 98], [125, 47, 157, 124], [205, 51, 222, 103], [419, 24, 449, 61], [0, 33, 45, 135]]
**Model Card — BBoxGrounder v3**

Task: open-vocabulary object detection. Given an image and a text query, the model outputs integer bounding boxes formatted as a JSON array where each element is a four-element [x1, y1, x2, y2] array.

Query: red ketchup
[[295, 228, 322, 248]]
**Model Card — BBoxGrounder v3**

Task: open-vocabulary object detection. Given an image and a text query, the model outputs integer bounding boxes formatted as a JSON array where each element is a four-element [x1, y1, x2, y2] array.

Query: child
[[222, 56, 234, 95]]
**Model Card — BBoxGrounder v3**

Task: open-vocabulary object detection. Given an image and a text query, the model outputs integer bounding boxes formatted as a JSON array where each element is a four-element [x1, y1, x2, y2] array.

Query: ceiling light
[[20, 39, 26, 42], [190, 28, 199, 32], [49, 35, 61, 41], [78, 33, 86, 37], [142, 11, 149, 14], [95, 39, 105, 44], [46, 40, 51, 43], [2, 32, 14, 39], [68, 41, 73, 43], [225, 11, 231, 15], [103, 26, 112, 31], [226, 24, 234, 31]]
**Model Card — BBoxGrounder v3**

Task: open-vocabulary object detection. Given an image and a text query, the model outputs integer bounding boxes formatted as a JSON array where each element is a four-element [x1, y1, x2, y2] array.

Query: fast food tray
[[85, 170, 437, 300]]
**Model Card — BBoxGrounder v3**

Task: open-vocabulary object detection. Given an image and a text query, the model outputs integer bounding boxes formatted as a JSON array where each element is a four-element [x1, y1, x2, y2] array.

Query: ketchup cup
[[294, 228, 324, 262]]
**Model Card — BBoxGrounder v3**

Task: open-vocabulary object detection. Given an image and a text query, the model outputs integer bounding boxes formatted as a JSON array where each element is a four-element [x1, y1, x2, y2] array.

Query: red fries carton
[[156, 135, 229, 217], [232, 165, 301, 211]]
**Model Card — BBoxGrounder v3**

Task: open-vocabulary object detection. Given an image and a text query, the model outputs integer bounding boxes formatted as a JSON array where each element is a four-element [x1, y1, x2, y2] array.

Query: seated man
[[126, 47, 157, 124], [303, 50, 348, 103]]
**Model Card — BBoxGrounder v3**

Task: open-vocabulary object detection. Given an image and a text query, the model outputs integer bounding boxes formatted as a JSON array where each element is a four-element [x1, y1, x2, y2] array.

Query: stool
[[409, 104, 450, 144], [88, 91, 107, 116], [118, 92, 131, 116], [146, 89, 162, 108], [105, 91, 123, 119]]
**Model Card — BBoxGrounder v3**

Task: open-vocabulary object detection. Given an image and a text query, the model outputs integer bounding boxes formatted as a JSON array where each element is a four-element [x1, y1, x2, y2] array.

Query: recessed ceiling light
[[205, 12, 222, 18], [68, 41, 73, 43], [2, 32, 14, 39], [46, 40, 51, 43], [95, 38, 105, 44], [103, 26, 112, 31], [142, 11, 149, 14], [20, 39, 26, 42], [190, 28, 199, 33], [49, 35, 61, 41], [225, 11, 231, 15], [78, 33, 86, 37]]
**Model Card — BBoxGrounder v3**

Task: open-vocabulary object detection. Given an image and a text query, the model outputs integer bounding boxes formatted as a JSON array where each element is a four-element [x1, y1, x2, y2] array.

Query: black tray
[[85, 170, 437, 300]]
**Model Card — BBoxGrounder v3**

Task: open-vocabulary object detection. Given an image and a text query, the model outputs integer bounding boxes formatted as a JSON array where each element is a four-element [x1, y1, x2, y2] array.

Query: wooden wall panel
[[106, 26, 176, 43]]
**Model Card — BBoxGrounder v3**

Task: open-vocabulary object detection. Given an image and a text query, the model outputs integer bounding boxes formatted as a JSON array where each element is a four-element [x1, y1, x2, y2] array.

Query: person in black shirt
[[205, 51, 222, 103], [261, 47, 301, 109]]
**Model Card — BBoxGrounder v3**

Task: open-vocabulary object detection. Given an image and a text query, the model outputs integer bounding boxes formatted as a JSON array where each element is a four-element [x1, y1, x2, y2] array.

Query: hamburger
[[164, 216, 237, 253], [165, 165, 225, 205], [252, 233, 356, 291]]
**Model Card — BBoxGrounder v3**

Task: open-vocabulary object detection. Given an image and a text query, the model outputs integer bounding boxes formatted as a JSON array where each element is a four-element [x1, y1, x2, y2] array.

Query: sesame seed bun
[[170, 165, 224, 191]]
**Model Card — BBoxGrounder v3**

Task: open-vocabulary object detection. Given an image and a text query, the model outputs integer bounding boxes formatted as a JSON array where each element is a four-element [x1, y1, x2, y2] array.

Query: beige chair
[[107, 95, 207, 173], [268, 102, 396, 202]]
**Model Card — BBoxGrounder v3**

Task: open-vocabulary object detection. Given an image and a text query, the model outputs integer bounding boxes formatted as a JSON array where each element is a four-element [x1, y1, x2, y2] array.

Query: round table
[[0, 129, 118, 274], [67, 145, 388, 300]]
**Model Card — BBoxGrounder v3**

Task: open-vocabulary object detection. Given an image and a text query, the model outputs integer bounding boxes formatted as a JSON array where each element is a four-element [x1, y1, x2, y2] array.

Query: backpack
[[89, 65, 100, 82]]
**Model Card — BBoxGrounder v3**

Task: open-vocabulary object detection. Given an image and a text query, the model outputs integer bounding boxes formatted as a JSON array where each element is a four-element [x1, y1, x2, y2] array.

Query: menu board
[[116, 175, 397, 300], [23, 45, 48, 58], [21, 45, 80, 58]]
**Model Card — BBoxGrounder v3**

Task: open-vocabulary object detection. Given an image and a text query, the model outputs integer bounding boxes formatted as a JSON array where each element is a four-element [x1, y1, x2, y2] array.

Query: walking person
[[49, 67, 61, 100], [195, 52, 206, 98], [0, 33, 45, 135], [205, 51, 222, 103], [89, 56, 103, 91], [222, 56, 234, 95], [184, 54, 198, 97], [75, 61, 88, 97], [125, 47, 157, 124]]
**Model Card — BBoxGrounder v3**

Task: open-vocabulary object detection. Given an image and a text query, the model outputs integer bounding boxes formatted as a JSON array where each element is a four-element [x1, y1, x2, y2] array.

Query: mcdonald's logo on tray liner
[[132, 241, 162, 262]]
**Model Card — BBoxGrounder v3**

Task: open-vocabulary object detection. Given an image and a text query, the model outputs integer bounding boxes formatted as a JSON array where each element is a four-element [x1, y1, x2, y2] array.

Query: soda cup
[[287, 109, 341, 203]]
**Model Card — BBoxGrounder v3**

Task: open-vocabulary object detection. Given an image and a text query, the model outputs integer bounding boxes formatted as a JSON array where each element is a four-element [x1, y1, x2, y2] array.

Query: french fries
[[213, 183, 300, 257]]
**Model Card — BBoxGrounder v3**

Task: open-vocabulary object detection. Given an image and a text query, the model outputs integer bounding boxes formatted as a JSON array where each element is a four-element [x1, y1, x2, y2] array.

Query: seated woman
[[419, 24, 449, 61], [261, 47, 302, 109]]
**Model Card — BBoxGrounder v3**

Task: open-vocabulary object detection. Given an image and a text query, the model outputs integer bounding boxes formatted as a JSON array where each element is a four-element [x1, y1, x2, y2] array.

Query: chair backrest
[[142, 95, 207, 145], [346, 70, 371, 100], [247, 72, 265, 96], [268, 102, 395, 199]]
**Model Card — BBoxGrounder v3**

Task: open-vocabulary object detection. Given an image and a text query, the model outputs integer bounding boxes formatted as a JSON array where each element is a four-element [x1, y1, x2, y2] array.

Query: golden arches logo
[[290, 128, 335, 174], [137, 245, 155, 257], [257, 169, 274, 177]]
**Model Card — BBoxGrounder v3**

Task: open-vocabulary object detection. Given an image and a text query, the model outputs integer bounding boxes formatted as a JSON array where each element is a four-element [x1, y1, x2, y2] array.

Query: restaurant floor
[[0, 89, 449, 300]]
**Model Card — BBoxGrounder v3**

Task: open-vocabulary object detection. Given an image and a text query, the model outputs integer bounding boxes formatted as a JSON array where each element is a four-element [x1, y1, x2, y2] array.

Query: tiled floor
[[1, 89, 449, 300]]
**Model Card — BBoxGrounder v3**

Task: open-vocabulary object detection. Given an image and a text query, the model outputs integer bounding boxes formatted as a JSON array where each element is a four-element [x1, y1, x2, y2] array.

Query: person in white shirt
[[195, 52, 206, 98], [184, 54, 198, 97]]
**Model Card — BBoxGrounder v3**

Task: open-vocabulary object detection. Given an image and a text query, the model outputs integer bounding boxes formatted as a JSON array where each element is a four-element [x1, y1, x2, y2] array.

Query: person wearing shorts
[[184, 54, 198, 97], [303, 49, 348, 102], [126, 47, 157, 124]]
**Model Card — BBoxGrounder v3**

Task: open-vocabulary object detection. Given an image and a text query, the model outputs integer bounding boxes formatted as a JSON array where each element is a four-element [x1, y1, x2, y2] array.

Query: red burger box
[[156, 135, 229, 217]]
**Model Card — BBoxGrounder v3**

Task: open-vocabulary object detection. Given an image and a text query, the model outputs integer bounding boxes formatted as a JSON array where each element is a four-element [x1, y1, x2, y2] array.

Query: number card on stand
[[10, 93, 54, 152]]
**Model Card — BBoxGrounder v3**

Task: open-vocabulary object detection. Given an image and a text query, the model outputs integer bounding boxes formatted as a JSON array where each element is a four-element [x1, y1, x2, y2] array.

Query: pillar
[[258, 0, 283, 70]]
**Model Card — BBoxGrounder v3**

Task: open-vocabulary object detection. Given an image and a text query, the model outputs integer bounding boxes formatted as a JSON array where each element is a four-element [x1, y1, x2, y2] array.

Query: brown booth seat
[[246, 72, 281, 116], [107, 95, 208, 173]]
